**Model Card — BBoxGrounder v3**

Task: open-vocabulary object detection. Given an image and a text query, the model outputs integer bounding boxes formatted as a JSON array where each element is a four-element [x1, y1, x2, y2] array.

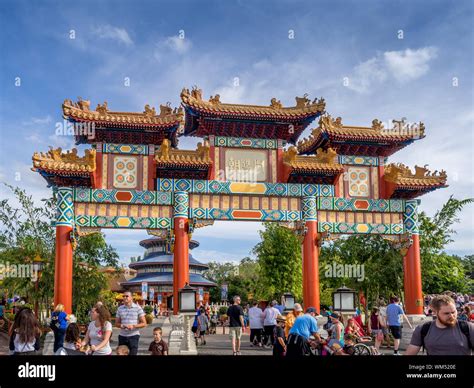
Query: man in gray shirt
[[406, 295, 474, 355], [115, 291, 147, 355]]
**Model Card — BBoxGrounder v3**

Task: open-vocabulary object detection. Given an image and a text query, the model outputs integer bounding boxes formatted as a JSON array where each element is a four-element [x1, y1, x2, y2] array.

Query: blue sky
[[1, 0, 473, 266]]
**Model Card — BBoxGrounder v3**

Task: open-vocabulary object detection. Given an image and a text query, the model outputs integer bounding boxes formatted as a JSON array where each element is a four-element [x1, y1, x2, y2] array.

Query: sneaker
[[250, 343, 254, 347], [237, 351, 241, 355]]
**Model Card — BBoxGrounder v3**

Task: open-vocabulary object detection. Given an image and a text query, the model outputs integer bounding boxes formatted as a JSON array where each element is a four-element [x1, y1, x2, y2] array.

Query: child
[[116, 345, 130, 355], [149, 327, 168, 356], [197, 307, 209, 345], [9, 307, 41, 355], [64, 323, 82, 351], [272, 315, 287, 356]]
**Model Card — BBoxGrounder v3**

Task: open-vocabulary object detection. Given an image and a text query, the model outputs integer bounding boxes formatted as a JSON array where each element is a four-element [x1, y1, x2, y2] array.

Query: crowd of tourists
[[224, 293, 473, 356], [7, 291, 168, 356]]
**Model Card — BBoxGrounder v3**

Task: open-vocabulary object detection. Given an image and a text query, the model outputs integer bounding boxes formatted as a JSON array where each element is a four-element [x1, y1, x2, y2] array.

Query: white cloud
[[164, 36, 191, 54], [346, 46, 438, 93], [91, 25, 133, 46], [384, 47, 438, 82]]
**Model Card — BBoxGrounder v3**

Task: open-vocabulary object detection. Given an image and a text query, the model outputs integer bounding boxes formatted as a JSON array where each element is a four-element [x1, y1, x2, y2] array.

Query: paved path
[[197, 327, 272, 356]]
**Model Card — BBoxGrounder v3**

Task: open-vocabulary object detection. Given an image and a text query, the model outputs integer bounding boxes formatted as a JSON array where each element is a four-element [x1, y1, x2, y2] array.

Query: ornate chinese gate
[[32, 88, 447, 315]]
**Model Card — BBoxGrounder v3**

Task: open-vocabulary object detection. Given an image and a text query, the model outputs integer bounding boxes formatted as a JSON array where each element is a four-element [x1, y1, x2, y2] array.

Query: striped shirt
[[116, 303, 145, 337]]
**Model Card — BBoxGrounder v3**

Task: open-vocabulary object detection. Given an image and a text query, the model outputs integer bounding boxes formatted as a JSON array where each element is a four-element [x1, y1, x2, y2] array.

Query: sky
[[0, 0, 473, 267]]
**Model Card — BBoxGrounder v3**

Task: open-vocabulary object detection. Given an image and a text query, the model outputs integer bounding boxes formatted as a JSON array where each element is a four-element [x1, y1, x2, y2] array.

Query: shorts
[[382, 327, 389, 335], [371, 329, 382, 335], [200, 331, 206, 336], [229, 326, 242, 340], [389, 325, 402, 339]]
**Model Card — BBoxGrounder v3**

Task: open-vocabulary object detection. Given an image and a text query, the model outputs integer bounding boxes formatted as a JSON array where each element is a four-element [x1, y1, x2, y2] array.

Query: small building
[[120, 237, 216, 309]]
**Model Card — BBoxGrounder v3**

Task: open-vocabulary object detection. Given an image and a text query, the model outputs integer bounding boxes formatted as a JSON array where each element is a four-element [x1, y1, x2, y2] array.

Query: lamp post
[[32, 255, 44, 319], [282, 292, 295, 313], [332, 285, 357, 314], [178, 283, 198, 355]]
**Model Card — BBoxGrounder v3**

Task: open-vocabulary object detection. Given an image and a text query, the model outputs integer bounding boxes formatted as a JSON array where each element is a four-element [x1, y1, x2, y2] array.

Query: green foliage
[[98, 290, 119, 316], [252, 223, 302, 301], [143, 305, 153, 314], [418, 196, 473, 294], [0, 184, 120, 323]]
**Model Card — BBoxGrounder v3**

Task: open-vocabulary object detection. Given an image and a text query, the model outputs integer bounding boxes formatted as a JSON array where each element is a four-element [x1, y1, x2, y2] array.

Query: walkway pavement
[[196, 327, 272, 356]]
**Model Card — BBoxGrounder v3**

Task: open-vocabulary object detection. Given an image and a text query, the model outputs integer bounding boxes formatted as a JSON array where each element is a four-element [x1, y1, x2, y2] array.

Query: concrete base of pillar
[[400, 314, 432, 351]]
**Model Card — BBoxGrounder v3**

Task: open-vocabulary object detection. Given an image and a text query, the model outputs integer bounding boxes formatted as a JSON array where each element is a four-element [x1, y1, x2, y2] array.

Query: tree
[[418, 196, 473, 294], [252, 223, 302, 301], [0, 184, 119, 323]]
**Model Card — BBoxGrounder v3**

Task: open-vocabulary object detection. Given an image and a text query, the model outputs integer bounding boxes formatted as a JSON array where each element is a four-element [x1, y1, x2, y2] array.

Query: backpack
[[420, 320, 472, 354]]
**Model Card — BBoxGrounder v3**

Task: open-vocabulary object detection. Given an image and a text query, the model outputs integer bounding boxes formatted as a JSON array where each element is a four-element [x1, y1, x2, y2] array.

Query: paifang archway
[[32, 88, 448, 316]]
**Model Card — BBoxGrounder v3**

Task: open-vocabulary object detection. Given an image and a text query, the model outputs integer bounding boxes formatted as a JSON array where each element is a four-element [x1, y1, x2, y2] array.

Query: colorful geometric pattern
[[156, 179, 334, 197], [318, 222, 404, 235], [347, 166, 370, 197], [75, 215, 171, 229], [113, 156, 138, 189], [338, 155, 380, 166], [73, 188, 172, 205], [55, 187, 74, 227], [214, 136, 283, 149], [302, 196, 317, 221], [189, 208, 301, 221], [103, 143, 149, 155], [173, 191, 189, 218], [317, 198, 404, 213], [403, 199, 420, 235]]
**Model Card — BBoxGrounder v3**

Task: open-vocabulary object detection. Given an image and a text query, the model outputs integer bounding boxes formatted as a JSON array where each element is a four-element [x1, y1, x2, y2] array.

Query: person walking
[[50, 304, 68, 353], [262, 300, 280, 348], [9, 307, 41, 355], [367, 307, 386, 352], [248, 301, 264, 347], [328, 312, 345, 348], [406, 295, 474, 355], [386, 296, 412, 355], [284, 303, 304, 338], [82, 305, 113, 355], [227, 295, 245, 355], [197, 307, 209, 345], [115, 291, 147, 355], [273, 315, 287, 356], [286, 307, 319, 357]]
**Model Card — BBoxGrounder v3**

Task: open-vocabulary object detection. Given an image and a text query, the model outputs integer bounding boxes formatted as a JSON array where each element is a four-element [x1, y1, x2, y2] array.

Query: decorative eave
[[180, 87, 325, 143], [154, 138, 212, 179], [282, 146, 344, 184], [62, 98, 183, 146], [297, 115, 425, 157], [32, 147, 96, 187], [384, 163, 448, 199]]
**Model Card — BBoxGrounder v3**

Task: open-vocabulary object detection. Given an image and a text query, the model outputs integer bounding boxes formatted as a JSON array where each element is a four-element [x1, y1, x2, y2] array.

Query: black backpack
[[420, 320, 472, 354]]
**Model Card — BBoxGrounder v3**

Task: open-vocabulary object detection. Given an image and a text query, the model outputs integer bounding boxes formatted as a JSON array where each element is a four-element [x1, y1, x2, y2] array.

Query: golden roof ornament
[[32, 147, 96, 172], [372, 119, 384, 131], [209, 94, 221, 104], [270, 98, 283, 109], [314, 147, 337, 164], [96, 101, 108, 114], [385, 163, 447, 183], [143, 104, 157, 116]]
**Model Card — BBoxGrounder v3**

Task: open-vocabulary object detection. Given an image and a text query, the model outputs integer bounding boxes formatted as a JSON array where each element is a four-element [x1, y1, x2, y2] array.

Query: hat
[[305, 307, 317, 314], [329, 312, 340, 319], [293, 303, 303, 312], [276, 315, 286, 322]]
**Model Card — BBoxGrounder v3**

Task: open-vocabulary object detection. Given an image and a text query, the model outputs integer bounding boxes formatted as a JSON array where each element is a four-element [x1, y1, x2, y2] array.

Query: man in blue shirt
[[386, 296, 412, 355], [287, 307, 319, 356]]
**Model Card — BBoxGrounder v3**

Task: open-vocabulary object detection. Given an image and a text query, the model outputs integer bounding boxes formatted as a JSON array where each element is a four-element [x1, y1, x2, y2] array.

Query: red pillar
[[403, 234, 423, 314], [302, 195, 320, 313], [54, 225, 73, 314], [302, 220, 320, 313], [173, 191, 190, 315]]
